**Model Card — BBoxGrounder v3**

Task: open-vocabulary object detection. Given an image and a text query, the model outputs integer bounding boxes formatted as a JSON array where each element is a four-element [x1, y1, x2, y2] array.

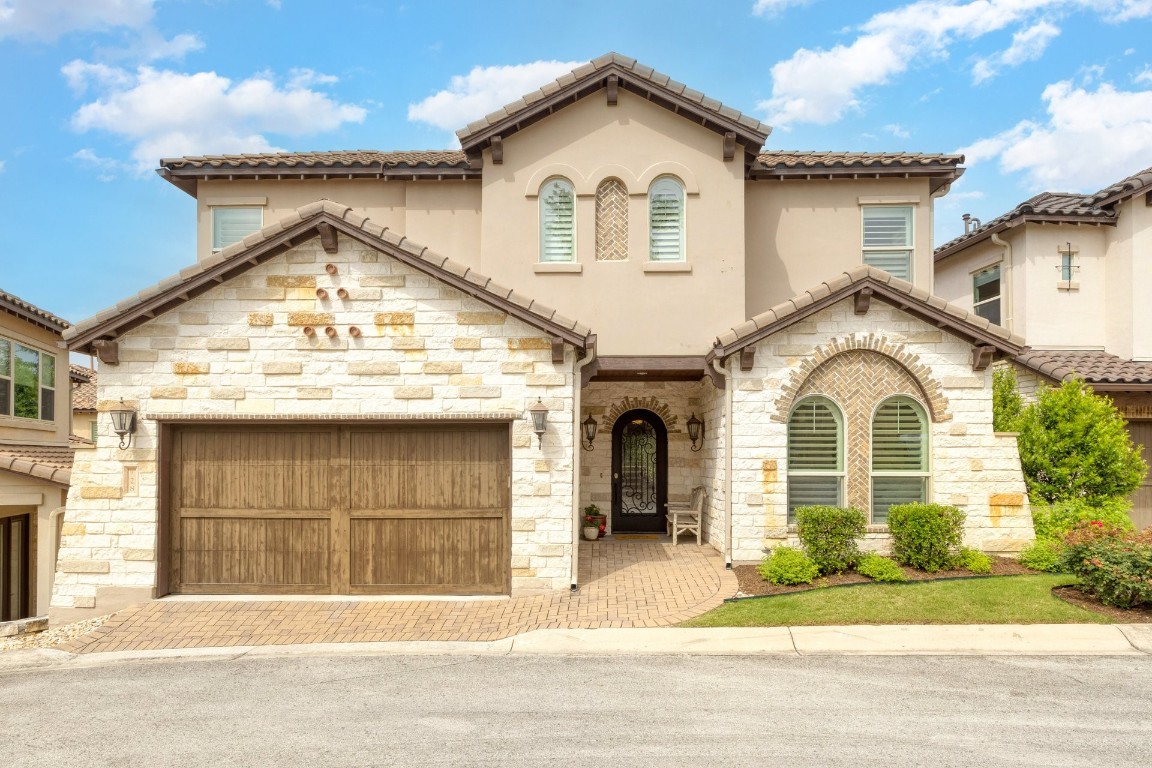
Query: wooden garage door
[[169, 424, 510, 595], [1127, 421, 1151, 530]]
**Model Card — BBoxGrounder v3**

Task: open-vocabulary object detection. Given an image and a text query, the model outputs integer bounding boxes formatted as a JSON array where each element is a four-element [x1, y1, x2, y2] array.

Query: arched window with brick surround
[[787, 396, 845, 522], [871, 396, 929, 522]]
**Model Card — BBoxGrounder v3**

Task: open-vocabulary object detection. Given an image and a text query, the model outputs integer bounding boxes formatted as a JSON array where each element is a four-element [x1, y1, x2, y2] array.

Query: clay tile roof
[[1013, 350, 1152, 387], [0, 442, 74, 485], [72, 365, 98, 411], [1085, 164, 1152, 207], [709, 265, 1023, 359], [69, 364, 92, 384], [0, 288, 70, 333], [755, 151, 964, 170], [160, 150, 470, 172], [65, 199, 593, 351]]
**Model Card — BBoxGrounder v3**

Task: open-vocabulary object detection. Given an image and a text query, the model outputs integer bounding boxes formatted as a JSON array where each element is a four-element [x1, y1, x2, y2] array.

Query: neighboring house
[[53, 53, 1032, 612], [0, 289, 75, 622], [71, 365, 98, 442], [935, 166, 1152, 528]]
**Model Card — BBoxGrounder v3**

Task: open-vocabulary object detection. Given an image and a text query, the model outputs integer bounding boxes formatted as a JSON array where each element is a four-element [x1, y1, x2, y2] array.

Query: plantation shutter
[[787, 398, 843, 519], [862, 207, 912, 280], [871, 397, 927, 522], [212, 207, 263, 250], [540, 180, 576, 262], [648, 177, 684, 261]]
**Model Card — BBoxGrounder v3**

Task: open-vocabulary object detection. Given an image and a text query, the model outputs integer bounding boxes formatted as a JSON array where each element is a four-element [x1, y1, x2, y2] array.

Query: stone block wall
[[52, 238, 578, 607]]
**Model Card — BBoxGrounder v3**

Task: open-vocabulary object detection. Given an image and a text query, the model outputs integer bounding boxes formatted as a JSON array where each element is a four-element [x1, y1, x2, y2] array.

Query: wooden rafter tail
[[316, 222, 339, 254]]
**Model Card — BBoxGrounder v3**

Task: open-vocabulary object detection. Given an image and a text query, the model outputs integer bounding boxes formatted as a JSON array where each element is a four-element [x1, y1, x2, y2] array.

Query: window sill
[[0, 415, 56, 432], [534, 263, 582, 274], [1057, 281, 1080, 291], [643, 262, 692, 273]]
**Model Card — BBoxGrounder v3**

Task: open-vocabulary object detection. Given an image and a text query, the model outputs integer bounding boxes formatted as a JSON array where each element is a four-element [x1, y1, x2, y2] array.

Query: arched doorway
[[611, 409, 668, 533]]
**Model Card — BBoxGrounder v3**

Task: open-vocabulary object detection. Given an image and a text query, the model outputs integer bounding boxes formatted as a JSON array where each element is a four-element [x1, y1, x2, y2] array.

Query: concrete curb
[[2, 624, 1147, 671]]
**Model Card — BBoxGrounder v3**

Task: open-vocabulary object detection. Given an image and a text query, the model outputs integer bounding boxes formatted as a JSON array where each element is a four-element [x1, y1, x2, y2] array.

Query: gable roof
[[0, 442, 74, 485], [708, 265, 1024, 362], [1014, 349, 1152, 391], [0, 288, 70, 334], [65, 200, 593, 353], [751, 152, 965, 194], [456, 53, 771, 168], [1086, 164, 1152, 207]]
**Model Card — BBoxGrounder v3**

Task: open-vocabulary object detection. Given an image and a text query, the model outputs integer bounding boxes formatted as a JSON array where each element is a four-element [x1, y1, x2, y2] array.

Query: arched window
[[787, 396, 844, 522], [539, 178, 576, 262], [648, 176, 684, 261], [595, 178, 628, 261], [871, 396, 929, 522]]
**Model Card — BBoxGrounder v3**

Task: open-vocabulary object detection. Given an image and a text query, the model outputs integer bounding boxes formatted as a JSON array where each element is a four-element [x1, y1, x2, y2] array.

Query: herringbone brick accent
[[595, 178, 628, 261]]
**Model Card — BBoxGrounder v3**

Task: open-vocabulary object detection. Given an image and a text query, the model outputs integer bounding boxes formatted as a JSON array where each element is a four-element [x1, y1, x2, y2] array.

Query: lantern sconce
[[528, 398, 549, 448], [108, 399, 137, 450], [686, 412, 704, 452], [581, 414, 599, 451]]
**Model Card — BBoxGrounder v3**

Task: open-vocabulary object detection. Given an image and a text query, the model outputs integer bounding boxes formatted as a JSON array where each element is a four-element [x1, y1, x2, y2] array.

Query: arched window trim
[[648, 176, 685, 262], [786, 395, 846, 523], [870, 395, 930, 523], [539, 177, 576, 263]]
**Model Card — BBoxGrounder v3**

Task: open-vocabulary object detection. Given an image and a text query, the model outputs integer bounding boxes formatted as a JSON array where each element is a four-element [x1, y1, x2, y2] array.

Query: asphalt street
[[3, 654, 1151, 767]]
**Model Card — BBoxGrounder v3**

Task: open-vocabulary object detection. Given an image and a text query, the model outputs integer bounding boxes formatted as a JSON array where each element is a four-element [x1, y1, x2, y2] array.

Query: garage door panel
[[349, 517, 505, 594], [180, 517, 330, 589]]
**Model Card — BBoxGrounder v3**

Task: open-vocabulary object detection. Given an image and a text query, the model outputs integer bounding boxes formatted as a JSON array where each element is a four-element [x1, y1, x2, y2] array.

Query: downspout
[[570, 338, 598, 589], [710, 356, 733, 569], [990, 232, 1013, 332]]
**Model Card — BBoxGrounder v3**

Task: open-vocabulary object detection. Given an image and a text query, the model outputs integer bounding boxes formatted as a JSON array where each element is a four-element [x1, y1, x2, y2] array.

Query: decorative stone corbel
[[92, 339, 119, 366], [740, 347, 756, 372], [971, 344, 995, 371], [316, 222, 338, 254], [491, 135, 503, 165], [854, 287, 873, 315], [722, 132, 736, 162], [551, 337, 565, 365], [606, 74, 619, 106]]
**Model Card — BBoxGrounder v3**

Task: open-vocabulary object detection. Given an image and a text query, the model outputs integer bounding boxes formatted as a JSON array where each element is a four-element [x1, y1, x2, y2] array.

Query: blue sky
[[1, 0, 1150, 323]]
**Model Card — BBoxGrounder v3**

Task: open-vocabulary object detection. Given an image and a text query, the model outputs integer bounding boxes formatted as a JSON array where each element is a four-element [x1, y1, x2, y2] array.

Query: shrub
[[1016, 380, 1147, 504], [856, 553, 907, 582], [758, 546, 820, 586], [1031, 498, 1135, 541], [993, 366, 1024, 432], [795, 505, 867, 575], [1018, 539, 1064, 572], [955, 547, 992, 574], [887, 504, 966, 572], [1058, 522, 1152, 608]]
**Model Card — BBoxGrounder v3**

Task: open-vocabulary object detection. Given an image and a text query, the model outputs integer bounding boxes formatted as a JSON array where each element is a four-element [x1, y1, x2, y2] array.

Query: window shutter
[[862, 207, 912, 279], [648, 178, 684, 261], [540, 180, 576, 262], [212, 208, 263, 250], [862, 252, 911, 280], [787, 398, 844, 518], [871, 477, 926, 523]]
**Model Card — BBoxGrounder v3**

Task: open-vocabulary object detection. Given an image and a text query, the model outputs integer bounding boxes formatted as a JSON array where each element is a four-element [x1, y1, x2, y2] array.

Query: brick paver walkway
[[59, 539, 738, 654]]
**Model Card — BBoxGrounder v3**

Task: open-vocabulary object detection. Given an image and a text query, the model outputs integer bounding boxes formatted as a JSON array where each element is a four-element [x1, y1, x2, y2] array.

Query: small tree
[[1016, 380, 1147, 504], [992, 366, 1024, 432]]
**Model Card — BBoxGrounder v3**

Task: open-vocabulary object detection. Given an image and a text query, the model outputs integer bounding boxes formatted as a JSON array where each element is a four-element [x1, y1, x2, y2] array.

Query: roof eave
[[0, 294, 69, 334]]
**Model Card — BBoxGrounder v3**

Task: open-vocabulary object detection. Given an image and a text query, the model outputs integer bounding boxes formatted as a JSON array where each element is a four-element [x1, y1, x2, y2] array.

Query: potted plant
[[583, 504, 607, 539]]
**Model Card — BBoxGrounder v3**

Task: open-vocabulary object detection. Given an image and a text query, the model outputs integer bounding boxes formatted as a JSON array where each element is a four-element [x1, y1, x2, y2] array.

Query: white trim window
[[212, 207, 263, 251], [973, 266, 1001, 325], [871, 396, 929, 522], [862, 206, 913, 280], [539, 178, 576, 262], [787, 396, 845, 522], [0, 337, 55, 421], [648, 176, 685, 261]]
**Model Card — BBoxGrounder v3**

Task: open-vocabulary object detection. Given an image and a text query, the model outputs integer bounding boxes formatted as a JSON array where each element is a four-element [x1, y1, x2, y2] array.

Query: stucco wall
[[1017, 225, 1108, 350], [0, 474, 67, 616], [0, 315, 71, 444], [53, 236, 579, 609]]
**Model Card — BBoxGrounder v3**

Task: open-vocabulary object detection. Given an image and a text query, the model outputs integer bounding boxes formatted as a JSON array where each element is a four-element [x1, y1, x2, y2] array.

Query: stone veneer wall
[[52, 238, 577, 608], [727, 298, 1033, 561]]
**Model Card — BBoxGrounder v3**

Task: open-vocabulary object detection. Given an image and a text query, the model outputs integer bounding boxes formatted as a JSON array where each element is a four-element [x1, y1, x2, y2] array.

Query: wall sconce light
[[686, 412, 704, 452], [581, 414, 599, 451], [108, 399, 137, 450], [528, 398, 549, 448]]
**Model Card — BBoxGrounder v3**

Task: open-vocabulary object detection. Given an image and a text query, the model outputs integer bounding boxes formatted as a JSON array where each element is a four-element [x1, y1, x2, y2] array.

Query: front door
[[1, 511, 31, 622], [611, 409, 668, 533]]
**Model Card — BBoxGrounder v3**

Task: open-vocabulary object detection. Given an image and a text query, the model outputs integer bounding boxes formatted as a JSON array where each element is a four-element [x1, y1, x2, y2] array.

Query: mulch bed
[[733, 556, 1152, 622]]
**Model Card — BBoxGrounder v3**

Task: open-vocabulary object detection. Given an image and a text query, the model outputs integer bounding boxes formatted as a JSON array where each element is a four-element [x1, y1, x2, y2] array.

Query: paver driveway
[[59, 538, 738, 653]]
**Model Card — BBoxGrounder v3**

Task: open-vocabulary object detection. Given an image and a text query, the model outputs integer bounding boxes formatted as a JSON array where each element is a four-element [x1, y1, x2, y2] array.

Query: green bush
[[758, 546, 820, 586], [993, 367, 1024, 432], [1016, 380, 1147, 504], [887, 504, 966, 572], [955, 547, 992, 574], [1018, 539, 1064, 572], [1058, 523, 1152, 608], [1031, 498, 1135, 541], [795, 505, 867, 575], [856, 553, 907, 582]]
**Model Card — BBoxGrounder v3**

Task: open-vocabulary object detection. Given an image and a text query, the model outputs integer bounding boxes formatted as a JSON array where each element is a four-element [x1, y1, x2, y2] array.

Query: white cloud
[[973, 20, 1060, 83], [1112, 0, 1152, 20], [66, 64, 367, 172], [72, 148, 124, 181], [408, 60, 584, 135], [0, 0, 152, 41], [1136, 67, 1152, 84], [287, 68, 339, 89], [884, 123, 911, 138], [752, 0, 810, 16], [960, 79, 1152, 190], [0, 159, 5, 174]]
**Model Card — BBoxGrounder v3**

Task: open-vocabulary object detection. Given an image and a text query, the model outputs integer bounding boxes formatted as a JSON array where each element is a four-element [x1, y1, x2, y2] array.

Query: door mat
[[612, 534, 661, 540]]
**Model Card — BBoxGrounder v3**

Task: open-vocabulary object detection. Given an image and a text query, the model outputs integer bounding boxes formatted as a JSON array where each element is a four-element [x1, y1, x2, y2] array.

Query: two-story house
[[934, 166, 1152, 528], [0, 289, 75, 623], [53, 54, 1032, 612]]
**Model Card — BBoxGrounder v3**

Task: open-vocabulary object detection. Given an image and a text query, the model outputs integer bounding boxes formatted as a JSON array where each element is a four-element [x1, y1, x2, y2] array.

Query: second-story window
[[862, 206, 913, 280], [973, 266, 1001, 325], [648, 176, 685, 261], [539, 178, 576, 262], [212, 207, 263, 251], [0, 337, 55, 421]]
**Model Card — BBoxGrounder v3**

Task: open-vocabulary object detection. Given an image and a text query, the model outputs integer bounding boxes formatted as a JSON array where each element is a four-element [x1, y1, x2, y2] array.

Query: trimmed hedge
[[795, 506, 867, 575], [887, 504, 966, 573], [758, 546, 819, 586]]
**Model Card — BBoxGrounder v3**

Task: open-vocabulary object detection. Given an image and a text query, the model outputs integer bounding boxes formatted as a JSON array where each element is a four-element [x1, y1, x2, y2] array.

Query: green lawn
[[682, 575, 1112, 627]]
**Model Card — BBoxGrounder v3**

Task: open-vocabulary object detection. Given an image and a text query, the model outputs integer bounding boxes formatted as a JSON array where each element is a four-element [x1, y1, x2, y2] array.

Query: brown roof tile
[[161, 150, 470, 171], [72, 365, 98, 411], [755, 151, 964, 170], [0, 288, 70, 333], [0, 442, 74, 485], [1086, 164, 1152, 206], [1014, 350, 1152, 386]]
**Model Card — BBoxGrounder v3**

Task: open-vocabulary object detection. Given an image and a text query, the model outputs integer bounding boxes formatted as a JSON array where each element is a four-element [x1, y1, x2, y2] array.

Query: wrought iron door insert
[[611, 409, 668, 533]]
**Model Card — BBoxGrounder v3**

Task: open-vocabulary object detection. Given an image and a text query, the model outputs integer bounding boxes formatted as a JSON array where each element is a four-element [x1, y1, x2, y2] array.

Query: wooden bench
[[666, 485, 706, 545]]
